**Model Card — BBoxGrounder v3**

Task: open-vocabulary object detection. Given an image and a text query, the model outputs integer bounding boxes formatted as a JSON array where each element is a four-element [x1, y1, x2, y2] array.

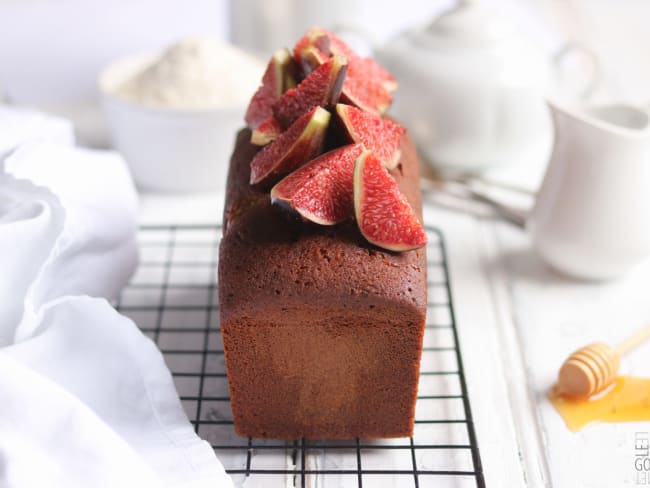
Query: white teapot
[[373, 0, 595, 174]]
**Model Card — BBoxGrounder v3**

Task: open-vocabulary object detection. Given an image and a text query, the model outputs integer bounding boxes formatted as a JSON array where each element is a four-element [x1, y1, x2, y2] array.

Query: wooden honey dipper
[[558, 323, 650, 399]]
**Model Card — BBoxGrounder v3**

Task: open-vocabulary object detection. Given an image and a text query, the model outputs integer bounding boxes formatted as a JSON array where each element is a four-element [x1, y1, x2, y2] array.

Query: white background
[[2, 0, 650, 107], [3, 1, 650, 486]]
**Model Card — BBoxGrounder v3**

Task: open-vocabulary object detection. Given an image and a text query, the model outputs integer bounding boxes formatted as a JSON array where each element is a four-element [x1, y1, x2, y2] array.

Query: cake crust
[[219, 129, 427, 439]]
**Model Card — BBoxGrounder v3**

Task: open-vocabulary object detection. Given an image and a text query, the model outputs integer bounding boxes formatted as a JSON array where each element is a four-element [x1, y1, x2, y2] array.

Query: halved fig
[[272, 52, 347, 129], [271, 143, 364, 225], [250, 106, 330, 186], [353, 150, 426, 251], [251, 116, 283, 146], [336, 104, 405, 169], [245, 48, 297, 129]]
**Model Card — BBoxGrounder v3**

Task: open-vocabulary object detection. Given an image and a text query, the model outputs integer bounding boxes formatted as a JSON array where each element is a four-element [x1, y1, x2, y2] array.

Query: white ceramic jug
[[529, 101, 650, 280]]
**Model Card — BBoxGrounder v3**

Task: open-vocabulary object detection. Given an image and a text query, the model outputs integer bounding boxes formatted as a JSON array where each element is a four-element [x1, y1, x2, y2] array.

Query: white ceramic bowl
[[99, 54, 246, 193]]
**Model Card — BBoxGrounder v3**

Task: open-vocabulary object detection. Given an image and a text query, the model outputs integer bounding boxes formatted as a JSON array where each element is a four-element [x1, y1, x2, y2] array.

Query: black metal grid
[[115, 224, 484, 488]]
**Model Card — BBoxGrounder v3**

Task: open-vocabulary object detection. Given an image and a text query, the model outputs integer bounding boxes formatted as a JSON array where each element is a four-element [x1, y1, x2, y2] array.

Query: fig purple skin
[[293, 26, 397, 93], [272, 53, 347, 129]]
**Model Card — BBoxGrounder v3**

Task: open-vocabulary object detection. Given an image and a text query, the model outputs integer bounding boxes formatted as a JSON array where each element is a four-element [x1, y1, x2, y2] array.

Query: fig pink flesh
[[271, 143, 364, 225], [353, 151, 426, 251], [251, 116, 283, 146], [250, 107, 330, 186], [352, 57, 397, 93], [297, 45, 392, 115], [245, 49, 293, 129], [337, 104, 405, 169], [272, 54, 347, 129], [295, 27, 396, 92], [245, 84, 276, 129], [314, 28, 397, 93]]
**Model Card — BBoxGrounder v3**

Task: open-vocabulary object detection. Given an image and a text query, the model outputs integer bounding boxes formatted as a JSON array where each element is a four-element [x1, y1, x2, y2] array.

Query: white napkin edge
[[9, 294, 233, 488], [0, 352, 163, 487]]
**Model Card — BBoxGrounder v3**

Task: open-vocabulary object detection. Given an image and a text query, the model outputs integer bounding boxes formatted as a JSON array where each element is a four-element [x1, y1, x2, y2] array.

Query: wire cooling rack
[[115, 224, 484, 488]]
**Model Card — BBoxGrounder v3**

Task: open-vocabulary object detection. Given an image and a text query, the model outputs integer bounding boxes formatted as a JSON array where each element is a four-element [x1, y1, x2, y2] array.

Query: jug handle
[[552, 42, 601, 100]]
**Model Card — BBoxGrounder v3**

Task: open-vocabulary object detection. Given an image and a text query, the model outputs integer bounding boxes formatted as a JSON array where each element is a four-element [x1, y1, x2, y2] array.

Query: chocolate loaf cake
[[218, 128, 427, 439]]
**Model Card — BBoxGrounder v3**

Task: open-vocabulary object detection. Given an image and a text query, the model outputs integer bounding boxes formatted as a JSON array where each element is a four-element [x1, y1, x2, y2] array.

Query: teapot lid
[[419, 0, 514, 46]]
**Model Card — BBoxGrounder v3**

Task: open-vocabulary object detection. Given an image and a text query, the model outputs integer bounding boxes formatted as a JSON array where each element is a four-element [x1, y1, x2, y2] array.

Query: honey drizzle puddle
[[550, 376, 650, 432]]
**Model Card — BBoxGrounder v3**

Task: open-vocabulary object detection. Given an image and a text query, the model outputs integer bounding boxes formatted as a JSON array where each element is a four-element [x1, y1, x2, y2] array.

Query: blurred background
[[1, 0, 649, 148]]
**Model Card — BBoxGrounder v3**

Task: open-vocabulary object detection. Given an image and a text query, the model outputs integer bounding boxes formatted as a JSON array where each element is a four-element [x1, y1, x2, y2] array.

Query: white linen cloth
[[0, 107, 232, 487]]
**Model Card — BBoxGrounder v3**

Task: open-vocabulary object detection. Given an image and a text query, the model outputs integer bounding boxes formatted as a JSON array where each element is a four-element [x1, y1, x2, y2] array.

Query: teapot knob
[[423, 0, 510, 42]]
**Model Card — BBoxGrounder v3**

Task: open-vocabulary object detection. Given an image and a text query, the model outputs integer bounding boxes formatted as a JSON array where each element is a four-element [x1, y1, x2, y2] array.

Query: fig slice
[[271, 143, 364, 225], [293, 26, 397, 93], [336, 104, 405, 169], [352, 57, 398, 94], [245, 48, 297, 129], [295, 36, 392, 116], [272, 52, 347, 129], [250, 106, 330, 187], [340, 60, 392, 115], [353, 150, 427, 251], [251, 116, 283, 146], [293, 25, 330, 66]]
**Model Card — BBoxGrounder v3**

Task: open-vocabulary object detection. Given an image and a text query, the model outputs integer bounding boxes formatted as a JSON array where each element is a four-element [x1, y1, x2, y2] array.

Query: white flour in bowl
[[114, 38, 264, 109]]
